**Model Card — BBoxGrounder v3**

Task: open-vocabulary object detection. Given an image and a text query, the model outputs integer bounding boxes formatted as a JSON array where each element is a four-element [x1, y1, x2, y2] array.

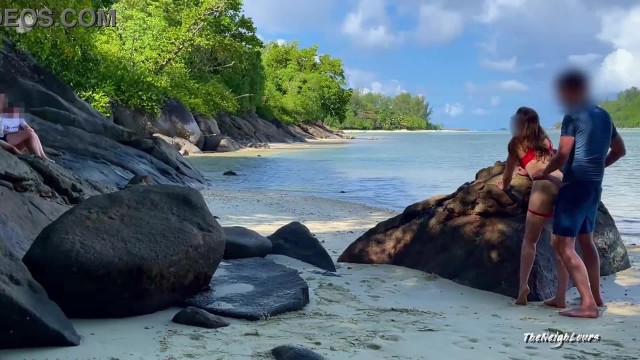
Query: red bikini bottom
[[528, 208, 553, 218]]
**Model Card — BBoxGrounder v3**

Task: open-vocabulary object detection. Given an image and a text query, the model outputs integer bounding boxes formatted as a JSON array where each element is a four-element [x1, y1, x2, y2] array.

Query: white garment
[[1, 116, 27, 136]]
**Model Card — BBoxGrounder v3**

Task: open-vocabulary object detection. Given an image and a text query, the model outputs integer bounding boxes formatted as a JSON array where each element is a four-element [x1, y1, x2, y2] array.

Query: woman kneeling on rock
[[0, 103, 52, 161], [498, 107, 566, 306]]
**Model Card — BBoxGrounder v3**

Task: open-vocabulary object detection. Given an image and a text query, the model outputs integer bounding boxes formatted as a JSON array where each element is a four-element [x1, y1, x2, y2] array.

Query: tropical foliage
[[601, 87, 640, 128], [3, 0, 435, 129]]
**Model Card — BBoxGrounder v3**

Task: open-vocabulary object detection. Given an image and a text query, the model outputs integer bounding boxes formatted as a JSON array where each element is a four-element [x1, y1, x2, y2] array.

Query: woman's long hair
[[508, 107, 552, 160]]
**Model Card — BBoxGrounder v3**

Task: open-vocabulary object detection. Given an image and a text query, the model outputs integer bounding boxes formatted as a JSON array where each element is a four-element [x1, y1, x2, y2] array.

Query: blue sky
[[243, 0, 640, 130]]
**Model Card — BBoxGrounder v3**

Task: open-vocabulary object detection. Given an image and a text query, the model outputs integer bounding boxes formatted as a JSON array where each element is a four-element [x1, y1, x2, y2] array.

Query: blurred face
[[510, 115, 524, 136], [557, 86, 585, 107]]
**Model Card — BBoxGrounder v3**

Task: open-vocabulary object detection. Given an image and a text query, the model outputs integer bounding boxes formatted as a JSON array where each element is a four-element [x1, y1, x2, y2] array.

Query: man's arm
[[543, 135, 574, 176], [605, 128, 626, 167], [537, 115, 576, 179]]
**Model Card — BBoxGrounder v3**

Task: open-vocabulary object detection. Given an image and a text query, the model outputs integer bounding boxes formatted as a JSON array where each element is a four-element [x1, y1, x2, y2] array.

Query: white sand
[[2, 190, 639, 360]]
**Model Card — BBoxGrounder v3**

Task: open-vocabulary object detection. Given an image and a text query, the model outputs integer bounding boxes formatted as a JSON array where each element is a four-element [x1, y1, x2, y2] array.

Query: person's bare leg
[[555, 235, 599, 318], [577, 233, 603, 306], [516, 212, 546, 305], [7, 131, 47, 160], [545, 234, 568, 308]]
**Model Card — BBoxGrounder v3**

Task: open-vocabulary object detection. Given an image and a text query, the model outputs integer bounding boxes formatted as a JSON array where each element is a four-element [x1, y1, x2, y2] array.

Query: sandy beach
[[2, 189, 639, 360]]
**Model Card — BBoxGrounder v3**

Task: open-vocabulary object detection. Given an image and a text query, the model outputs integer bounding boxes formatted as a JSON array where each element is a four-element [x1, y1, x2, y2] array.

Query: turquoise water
[[189, 129, 640, 245]]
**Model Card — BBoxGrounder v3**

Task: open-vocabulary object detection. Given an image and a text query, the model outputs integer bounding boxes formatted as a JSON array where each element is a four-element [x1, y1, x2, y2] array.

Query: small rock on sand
[[271, 345, 326, 360], [223, 171, 238, 176], [171, 307, 229, 329]]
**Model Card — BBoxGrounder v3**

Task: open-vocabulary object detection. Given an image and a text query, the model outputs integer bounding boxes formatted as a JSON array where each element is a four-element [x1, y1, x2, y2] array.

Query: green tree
[[259, 41, 350, 124], [601, 87, 640, 128]]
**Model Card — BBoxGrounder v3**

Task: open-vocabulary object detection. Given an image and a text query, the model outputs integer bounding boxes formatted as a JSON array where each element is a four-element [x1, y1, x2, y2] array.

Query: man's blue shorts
[[552, 181, 602, 237]]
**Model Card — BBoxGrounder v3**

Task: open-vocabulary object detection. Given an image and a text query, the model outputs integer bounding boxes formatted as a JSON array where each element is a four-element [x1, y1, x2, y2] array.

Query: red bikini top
[[520, 140, 554, 168]]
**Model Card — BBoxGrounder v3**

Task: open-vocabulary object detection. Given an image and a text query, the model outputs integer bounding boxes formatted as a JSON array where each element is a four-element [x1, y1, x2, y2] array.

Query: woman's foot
[[515, 286, 530, 305], [543, 297, 567, 308]]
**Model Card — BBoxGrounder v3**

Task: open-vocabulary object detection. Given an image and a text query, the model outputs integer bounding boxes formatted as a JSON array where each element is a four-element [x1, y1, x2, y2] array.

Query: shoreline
[[188, 138, 353, 157], [3, 189, 638, 360]]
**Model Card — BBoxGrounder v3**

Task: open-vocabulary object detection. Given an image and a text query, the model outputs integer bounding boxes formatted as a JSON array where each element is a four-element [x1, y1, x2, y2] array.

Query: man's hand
[[530, 168, 545, 180], [23, 124, 34, 132], [517, 167, 528, 176]]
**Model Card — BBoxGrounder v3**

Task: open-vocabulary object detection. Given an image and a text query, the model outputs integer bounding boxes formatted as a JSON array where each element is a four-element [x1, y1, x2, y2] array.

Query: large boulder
[[186, 257, 310, 320], [339, 162, 631, 301], [0, 240, 80, 349], [23, 185, 225, 318], [223, 226, 273, 260], [268, 222, 336, 272], [112, 99, 204, 148]]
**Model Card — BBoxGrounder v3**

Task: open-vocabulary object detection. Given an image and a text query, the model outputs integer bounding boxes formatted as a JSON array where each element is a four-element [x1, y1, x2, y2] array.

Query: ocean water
[[188, 129, 640, 245]]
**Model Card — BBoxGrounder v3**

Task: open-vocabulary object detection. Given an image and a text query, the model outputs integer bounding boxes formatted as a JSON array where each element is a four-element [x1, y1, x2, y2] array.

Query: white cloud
[[445, 103, 464, 117], [477, 35, 498, 54], [415, 4, 465, 45], [472, 108, 489, 116], [490, 96, 501, 107], [594, 6, 640, 93], [480, 56, 518, 72], [498, 80, 529, 91], [475, 0, 527, 24], [568, 53, 603, 66], [341, 0, 403, 49], [345, 68, 406, 96], [275, 39, 287, 46]]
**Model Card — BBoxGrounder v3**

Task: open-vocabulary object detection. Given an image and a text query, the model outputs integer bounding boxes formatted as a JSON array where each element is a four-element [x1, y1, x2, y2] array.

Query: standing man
[[532, 69, 626, 318]]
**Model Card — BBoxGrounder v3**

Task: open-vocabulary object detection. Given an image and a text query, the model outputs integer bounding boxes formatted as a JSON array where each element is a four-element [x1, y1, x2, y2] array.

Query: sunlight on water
[[189, 129, 640, 246]]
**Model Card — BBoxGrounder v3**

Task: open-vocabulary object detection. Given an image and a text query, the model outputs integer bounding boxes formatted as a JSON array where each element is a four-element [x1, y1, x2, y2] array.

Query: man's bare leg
[[555, 235, 599, 318], [577, 233, 604, 306], [545, 235, 568, 308], [516, 213, 546, 305]]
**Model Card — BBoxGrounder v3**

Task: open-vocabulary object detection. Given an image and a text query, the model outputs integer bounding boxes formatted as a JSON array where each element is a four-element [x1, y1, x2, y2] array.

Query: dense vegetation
[[3, 0, 435, 130], [601, 87, 640, 128], [326, 91, 438, 130]]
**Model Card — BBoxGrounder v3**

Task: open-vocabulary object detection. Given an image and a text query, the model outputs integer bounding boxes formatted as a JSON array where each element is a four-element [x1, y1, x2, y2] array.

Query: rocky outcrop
[[112, 99, 204, 148], [0, 36, 206, 256], [23, 185, 225, 318], [272, 345, 326, 360], [1, 240, 80, 349], [186, 257, 310, 320], [171, 307, 230, 329], [268, 222, 336, 272], [339, 162, 631, 301], [223, 226, 273, 260]]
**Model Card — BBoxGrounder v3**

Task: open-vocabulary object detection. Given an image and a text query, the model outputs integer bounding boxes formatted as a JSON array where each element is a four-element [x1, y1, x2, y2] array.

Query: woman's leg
[[516, 211, 547, 305], [6, 130, 48, 159], [544, 234, 569, 308]]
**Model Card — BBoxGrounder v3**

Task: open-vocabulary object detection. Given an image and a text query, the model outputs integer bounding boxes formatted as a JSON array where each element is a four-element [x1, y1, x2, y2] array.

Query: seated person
[[1, 107, 52, 161]]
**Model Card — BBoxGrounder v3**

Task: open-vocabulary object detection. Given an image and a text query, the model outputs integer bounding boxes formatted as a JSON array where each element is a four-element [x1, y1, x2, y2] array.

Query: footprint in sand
[[378, 334, 402, 342]]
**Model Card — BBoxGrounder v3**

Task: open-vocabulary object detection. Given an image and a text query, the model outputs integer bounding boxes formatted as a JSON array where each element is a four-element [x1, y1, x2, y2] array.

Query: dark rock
[[223, 226, 273, 259], [153, 134, 202, 156], [113, 99, 203, 148], [338, 162, 631, 301], [223, 171, 238, 176], [186, 258, 309, 321], [272, 345, 326, 360], [124, 174, 151, 188], [268, 222, 336, 272], [171, 307, 229, 329], [23, 185, 225, 318], [0, 240, 80, 349]]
